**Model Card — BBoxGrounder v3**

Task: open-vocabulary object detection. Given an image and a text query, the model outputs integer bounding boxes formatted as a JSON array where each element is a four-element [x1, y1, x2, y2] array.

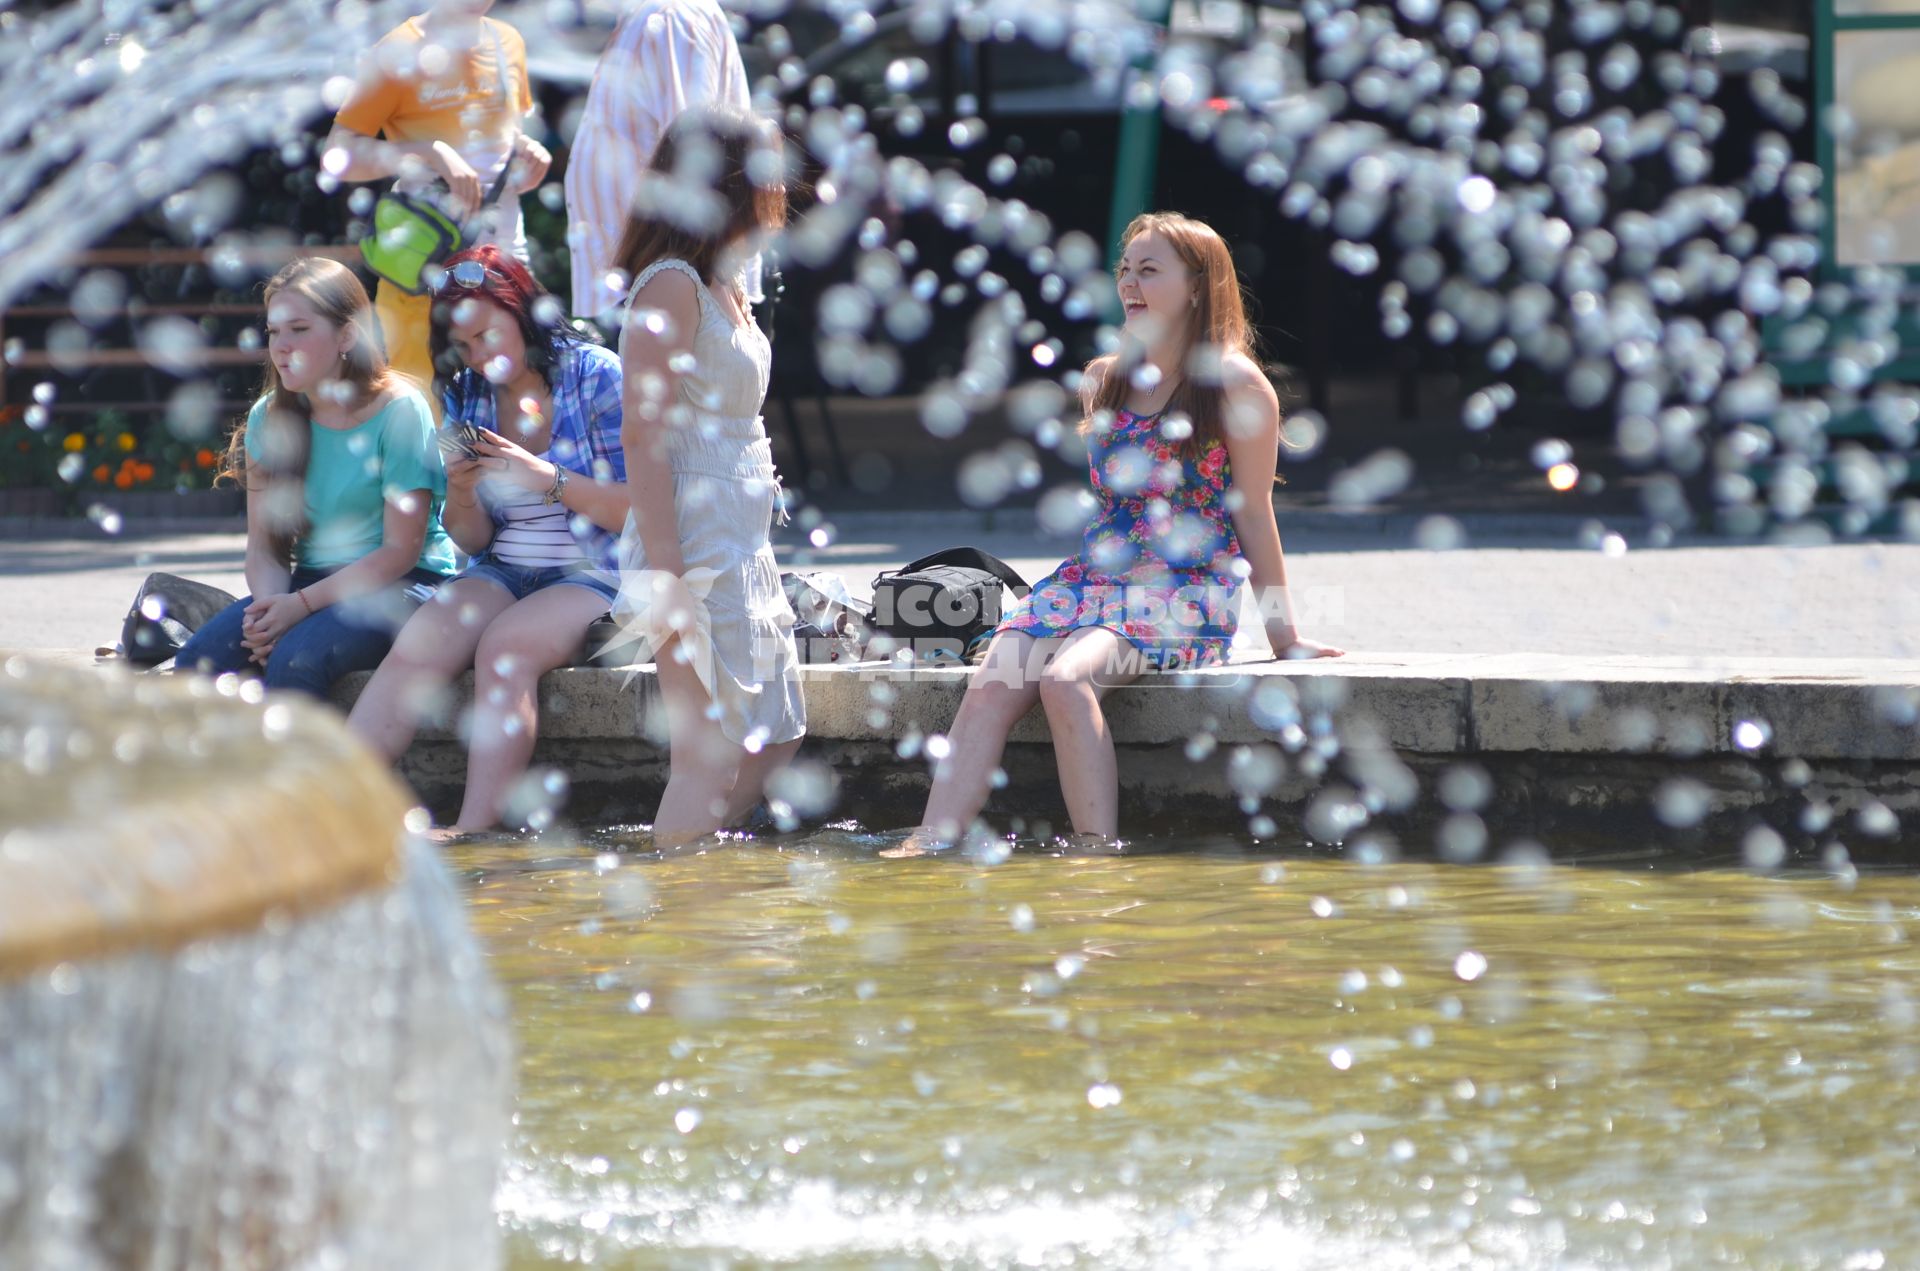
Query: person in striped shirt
[[564, 0, 760, 323], [350, 246, 630, 833]]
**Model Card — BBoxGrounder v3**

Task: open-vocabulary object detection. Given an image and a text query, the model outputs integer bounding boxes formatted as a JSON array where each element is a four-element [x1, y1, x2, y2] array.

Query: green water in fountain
[[460, 833, 1920, 1269]]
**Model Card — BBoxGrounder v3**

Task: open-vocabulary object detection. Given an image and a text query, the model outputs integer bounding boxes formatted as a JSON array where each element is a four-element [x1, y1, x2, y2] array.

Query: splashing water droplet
[[1454, 951, 1489, 981], [1414, 515, 1467, 550], [1742, 825, 1787, 871], [1655, 778, 1712, 828]]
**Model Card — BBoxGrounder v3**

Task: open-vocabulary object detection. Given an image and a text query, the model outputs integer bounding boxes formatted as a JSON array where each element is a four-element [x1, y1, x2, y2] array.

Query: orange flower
[[134, 461, 155, 481], [195, 448, 216, 468], [117, 433, 136, 452], [113, 471, 134, 489], [92, 465, 110, 482]]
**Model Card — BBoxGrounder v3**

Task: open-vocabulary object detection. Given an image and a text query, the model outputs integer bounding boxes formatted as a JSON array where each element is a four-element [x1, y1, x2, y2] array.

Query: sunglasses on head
[[443, 260, 499, 291]]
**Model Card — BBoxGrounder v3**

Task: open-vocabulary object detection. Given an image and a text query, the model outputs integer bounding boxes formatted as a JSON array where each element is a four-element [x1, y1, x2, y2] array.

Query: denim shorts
[[459, 553, 619, 606]]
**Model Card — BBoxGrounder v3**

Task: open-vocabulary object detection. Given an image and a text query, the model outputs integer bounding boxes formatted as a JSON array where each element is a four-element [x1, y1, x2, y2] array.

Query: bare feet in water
[[879, 828, 952, 858]]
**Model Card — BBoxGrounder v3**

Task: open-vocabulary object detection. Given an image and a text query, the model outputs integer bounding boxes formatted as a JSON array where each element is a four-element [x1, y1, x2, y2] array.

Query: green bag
[[360, 191, 463, 295]]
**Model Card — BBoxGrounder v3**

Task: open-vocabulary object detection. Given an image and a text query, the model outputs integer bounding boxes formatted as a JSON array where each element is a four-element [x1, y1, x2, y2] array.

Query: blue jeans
[[460, 552, 619, 605], [175, 566, 447, 700]]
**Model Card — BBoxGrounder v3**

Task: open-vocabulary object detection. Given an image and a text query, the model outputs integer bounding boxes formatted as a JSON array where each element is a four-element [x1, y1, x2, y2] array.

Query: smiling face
[[1115, 230, 1197, 350], [447, 295, 528, 384], [265, 291, 354, 396]]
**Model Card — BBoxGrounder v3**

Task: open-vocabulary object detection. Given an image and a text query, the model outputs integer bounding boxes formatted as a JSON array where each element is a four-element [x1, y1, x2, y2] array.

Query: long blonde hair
[[222, 257, 393, 565], [1084, 212, 1257, 462]]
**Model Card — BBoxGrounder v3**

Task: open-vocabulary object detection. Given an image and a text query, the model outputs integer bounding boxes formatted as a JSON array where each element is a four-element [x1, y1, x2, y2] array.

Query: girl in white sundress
[[611, 109, 804, 848]]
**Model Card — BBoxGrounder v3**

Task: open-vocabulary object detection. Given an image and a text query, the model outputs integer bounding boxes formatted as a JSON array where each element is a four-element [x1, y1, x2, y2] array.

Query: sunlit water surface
[[450, 831, 1920, 1270]]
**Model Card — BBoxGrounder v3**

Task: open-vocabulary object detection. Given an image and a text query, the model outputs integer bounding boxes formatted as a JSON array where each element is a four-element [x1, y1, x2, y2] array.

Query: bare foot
[[1050, 832, 1129, 856], [1277, 638, 1345, 660], [421, 824, 517, 845], [879, 828, 952, 858]]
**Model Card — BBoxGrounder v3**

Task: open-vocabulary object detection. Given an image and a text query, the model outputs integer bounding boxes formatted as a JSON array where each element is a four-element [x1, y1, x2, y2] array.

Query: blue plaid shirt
[[440, 341, 628, 571]]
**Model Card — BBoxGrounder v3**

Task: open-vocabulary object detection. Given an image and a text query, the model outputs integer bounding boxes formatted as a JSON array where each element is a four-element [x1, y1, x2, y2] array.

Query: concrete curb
[[330, 653, 1920, 763], [319, 654, 1920, 840]]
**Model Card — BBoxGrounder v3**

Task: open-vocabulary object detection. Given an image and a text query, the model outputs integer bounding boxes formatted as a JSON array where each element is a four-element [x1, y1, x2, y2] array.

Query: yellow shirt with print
[[334, 16, 534, 394]]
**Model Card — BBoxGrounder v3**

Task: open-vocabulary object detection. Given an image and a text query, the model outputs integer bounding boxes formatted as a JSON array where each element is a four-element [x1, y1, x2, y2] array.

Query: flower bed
[[0, 406, 229, 513]]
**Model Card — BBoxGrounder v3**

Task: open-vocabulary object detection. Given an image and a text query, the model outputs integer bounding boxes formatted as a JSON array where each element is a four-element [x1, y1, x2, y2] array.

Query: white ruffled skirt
[[615, 432, 806, 748]]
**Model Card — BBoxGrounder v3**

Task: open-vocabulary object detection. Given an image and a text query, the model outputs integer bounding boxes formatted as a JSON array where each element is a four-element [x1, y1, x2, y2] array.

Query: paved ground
[[5, 509, 1917, 664], [5, 370, 1915, 662]]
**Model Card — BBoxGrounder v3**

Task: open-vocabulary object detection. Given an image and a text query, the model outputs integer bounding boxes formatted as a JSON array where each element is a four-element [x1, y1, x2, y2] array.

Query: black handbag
[[869, 548, 1029, 661], [121, 572, 239, 665]]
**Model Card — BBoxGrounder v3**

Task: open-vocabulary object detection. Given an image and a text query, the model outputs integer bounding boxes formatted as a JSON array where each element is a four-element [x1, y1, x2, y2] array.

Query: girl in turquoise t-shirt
[[175, 257, 456, 698]]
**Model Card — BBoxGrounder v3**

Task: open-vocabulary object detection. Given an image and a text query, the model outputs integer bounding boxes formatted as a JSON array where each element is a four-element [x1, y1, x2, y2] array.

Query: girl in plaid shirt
[[350, 246, 631, 833]]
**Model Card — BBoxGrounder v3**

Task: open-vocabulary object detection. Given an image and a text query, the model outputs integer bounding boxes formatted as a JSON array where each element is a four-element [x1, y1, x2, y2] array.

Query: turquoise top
[[244, 388, 456, 575]]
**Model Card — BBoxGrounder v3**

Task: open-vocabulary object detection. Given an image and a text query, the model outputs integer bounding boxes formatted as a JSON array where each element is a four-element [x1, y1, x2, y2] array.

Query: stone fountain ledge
[[319, 653, 1920, 843]]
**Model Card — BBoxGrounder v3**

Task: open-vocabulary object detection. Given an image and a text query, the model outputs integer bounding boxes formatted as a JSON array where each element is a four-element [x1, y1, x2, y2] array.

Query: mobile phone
[[437, 422, 483, 461]]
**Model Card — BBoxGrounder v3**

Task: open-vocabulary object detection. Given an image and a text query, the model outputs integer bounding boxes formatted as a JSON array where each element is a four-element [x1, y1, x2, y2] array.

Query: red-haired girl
[[349, 245, 630, 832]]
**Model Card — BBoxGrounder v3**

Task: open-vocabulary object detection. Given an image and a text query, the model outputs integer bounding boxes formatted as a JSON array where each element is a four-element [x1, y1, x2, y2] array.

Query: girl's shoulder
[[370, 382, 434, 434], [629, 257, 704, 295], [381, 380, 432, 414], [626, 258, 707, 317], [1078, 355, 1118, 410], [564, 339, 624, 380], [556, 342, 624, 420], [1218, 351, 1275, 396]]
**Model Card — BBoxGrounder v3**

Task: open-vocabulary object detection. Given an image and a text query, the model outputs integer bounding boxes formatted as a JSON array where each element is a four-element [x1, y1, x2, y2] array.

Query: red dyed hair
[[427, 244, 579, 397]]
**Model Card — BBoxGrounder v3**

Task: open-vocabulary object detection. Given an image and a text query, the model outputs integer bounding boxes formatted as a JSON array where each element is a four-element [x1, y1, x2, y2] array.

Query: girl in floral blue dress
[[916, 212, 1344, 844]]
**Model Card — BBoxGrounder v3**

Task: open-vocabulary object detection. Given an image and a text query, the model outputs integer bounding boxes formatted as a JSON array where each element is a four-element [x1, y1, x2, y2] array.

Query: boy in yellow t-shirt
[[322, 0, 550, 394]]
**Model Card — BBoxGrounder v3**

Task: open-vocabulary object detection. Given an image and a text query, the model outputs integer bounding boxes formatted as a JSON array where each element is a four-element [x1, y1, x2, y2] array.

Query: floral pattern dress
[[999, 407, 1245, 666]]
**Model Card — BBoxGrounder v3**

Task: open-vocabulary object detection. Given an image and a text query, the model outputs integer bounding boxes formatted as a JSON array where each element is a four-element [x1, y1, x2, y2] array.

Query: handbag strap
[[885, 547, 1031, 597], [475, 22, 519, 211]]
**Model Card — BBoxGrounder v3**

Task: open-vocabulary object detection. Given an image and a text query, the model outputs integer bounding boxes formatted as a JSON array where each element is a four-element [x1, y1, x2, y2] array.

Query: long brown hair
[[221, 257, 392, 566], [1085, 212, 1257, 463], [610, 108, 787, 291]]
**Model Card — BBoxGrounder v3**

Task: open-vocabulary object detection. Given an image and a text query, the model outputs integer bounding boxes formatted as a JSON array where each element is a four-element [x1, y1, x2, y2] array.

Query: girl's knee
[[261, 650, 333, 699], [472, 632, 543, 688], [961, 673, 1032, 720], [1036, 669, 1097, 712], [672, 730, 742, 782]]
